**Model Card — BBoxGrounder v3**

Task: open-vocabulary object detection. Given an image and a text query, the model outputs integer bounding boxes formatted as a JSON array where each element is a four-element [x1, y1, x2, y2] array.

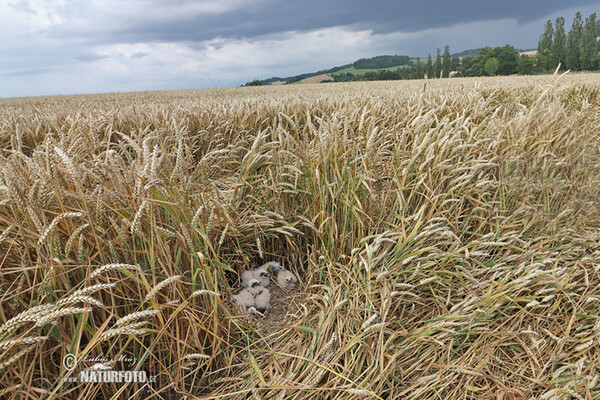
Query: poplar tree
[[551, 17, 566, 70], [537, 19, 554, 70], [435, 48, 441, 78], [426, 53, 433, 78], [442, 45, 451, 78], [581, 13, 598, 70], [415, 57, 422, 78], [566, 12, 583, 71]]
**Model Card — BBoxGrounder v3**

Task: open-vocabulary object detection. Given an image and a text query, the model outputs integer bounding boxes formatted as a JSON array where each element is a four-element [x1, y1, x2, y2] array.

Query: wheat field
[[0, 74, 599, 399]]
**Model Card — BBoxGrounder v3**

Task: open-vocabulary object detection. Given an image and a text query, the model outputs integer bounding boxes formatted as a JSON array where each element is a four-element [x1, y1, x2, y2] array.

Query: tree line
[[246, 10, 600, 86], [538, 12, 599, 71], [352, 55, 411, 69], [333, 44, 523, 82], [333, 10, 599, 82]]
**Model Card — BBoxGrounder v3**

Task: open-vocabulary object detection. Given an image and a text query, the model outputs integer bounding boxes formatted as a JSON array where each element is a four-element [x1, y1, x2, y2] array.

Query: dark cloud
[[48, 0, 600, 44], [130, 52, 149, 59]]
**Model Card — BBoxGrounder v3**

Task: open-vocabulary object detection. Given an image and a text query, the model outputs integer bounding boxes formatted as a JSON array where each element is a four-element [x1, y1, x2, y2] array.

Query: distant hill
[[250, 48, 538, 86], [255, 54, 411, 85], [451, 47, 536, 58], [353, 55, 410, 69], [278, 64, 351, 85], [300, 74, 334, 84], [451, 48, 482, 58]]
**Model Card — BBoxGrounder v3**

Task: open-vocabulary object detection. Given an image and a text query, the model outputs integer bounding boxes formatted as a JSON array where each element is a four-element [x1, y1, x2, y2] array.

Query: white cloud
[[7, 0, 68, 28]]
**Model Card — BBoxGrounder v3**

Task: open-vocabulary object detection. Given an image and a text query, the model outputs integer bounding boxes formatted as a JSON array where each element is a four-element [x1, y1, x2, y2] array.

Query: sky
[[1, 0, 600, 98]]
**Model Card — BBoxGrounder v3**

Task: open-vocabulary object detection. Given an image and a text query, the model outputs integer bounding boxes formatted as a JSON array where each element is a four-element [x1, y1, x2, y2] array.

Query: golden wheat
[[0, 75, 599, 399]]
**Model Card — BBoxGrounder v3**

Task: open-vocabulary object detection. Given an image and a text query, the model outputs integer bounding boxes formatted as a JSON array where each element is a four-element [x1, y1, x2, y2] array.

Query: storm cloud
[[1, 0, 599, 97], [42, 0, 600, 43]]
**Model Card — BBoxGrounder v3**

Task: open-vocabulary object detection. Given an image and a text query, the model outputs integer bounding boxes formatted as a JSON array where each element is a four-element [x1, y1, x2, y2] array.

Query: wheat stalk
[[100, 321, 149, 341], [0, 305, 58, 337], [131, 199, 149, 236], [0, 345, 36, 370], [0, 336, 48, 351], [0, 224, 15, 245], [144, 275, 182, 302], [191, 289, 221, 297], [116, 310, 159, 326], [37, 212, 85, 246], [89, 263, 141, 279], [34, 307, 92, 327], [72, 283, 117, 296]]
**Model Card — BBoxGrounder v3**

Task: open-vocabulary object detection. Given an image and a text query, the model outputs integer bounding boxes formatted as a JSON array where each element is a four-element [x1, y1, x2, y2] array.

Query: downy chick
[[233, 288, 255, 315], [253, 287, 271, 314], [258, 261, 282, 272], [272, 263, 298, 290], [253, 264, 272, 287], [240, 269, 255, 288], [234, 279, 265, 315], [241, 261, 279, 288], [277, 270, 298, 290]]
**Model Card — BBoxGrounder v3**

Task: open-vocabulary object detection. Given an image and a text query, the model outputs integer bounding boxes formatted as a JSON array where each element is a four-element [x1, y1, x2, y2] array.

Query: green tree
[[353, 55, 410, 69], [538, 19, 554, 70], [426, 53, 433, 78], [435, 48, 441, 78], [473, 45, 518, 76], [517, 54, 541, 75], [566, 12, 583, 71], [496, 45, 519, 75], [459, 55, 476, 77], [484, 57, 499, 76], [415, 57, 422, 78], [451, 56, 461, 71], [551, 17, 566, 70], [244, 79, 264, 86], [473, 48, 491, 75], [581, 13, 598, 70], [442, 45, 451, 78]]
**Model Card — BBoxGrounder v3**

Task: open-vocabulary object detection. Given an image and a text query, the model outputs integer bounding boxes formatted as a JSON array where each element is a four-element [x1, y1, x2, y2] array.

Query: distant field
[[331, 64, 410, 76], [300, 73, 333, 84], [1, 75, 600, 399], [520, 49, 538, 56]]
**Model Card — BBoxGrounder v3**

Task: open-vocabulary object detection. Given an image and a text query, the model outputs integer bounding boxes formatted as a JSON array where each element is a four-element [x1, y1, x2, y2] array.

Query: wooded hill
[[245, 11, 599, 86]]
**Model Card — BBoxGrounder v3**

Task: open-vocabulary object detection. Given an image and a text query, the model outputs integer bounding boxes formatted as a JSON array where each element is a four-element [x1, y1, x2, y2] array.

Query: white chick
[[240, 269, 255, 288], [270, 262, 284, 275], [269, 262, 298, 290], [234, 279, 263, 315], [253, 287, 271, 314], [253, 264, 271, 287], [233, 289, 255, 315], [276, 269, 298, 290], [248, 279, 262, 291], [259, 261, 282, 272], [242, 261, 280, 288]]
